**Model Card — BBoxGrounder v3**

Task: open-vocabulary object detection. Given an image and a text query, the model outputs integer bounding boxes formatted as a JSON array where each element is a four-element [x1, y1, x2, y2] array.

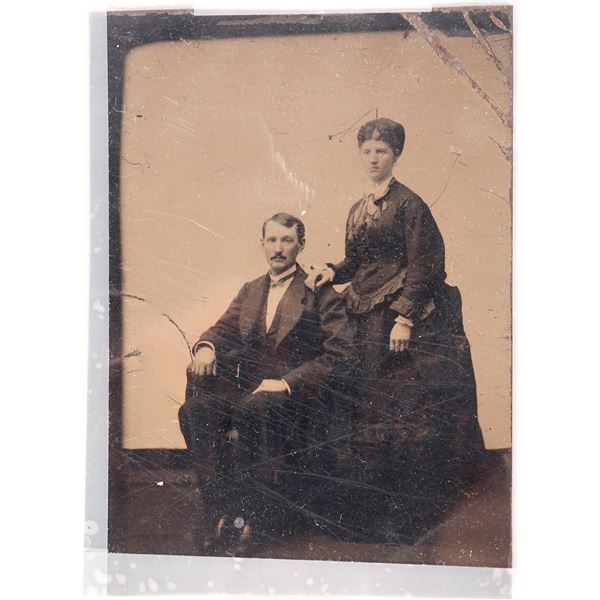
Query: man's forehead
[[263, 221, 298, 237]]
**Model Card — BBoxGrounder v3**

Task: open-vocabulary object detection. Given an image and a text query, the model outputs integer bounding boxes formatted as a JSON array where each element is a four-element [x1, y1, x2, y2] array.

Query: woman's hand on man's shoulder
[[304, 265, 335, 290]]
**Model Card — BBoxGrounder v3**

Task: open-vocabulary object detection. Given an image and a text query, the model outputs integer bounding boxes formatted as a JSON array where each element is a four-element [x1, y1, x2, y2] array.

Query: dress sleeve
[[283, 285, 356, 392], [330, 207, 361, 284], [389, 197, 446, 319]]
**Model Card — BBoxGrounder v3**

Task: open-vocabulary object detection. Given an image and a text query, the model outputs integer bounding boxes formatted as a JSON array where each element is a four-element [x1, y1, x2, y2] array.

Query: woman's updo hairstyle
[[357, 118, 405, 157]]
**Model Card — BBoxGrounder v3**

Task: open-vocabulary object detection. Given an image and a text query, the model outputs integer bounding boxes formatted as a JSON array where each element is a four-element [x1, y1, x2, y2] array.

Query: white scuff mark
[[273, 149, 315, 213], [93, 300, 105, 314], [156, 481, 164, 486], [85, 520, 99, 535], [93, 568, 112, 585], [142, 209, 223, 238], [259, 115, 315, 215], [148, 578, 158, 592], [115, 574, 127, 585], [167, 581, 176, 591], [306, 577, 314, 586], [161, 95, 179, 106]]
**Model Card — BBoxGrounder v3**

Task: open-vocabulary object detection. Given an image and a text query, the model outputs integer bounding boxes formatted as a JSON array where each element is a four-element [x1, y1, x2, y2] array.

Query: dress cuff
[[328, 262, 345, 284], [394, 314, 414, 327], [389, 296, 417, 319], [192, 340, 216, 355], [281, 378, 292, 395]]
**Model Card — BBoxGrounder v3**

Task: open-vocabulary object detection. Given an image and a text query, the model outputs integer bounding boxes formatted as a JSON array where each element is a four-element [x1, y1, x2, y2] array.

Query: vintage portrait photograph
[[103, 6, 512, 593]]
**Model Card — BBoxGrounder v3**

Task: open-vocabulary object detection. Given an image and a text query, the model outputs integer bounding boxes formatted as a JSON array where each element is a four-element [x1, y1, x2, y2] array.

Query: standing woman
[[307, 118, 485, 537]]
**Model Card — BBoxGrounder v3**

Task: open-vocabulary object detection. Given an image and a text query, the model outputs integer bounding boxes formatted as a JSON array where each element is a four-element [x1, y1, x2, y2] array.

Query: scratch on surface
[[109, 347, 142, 367], [467, 182, 509, 204], [490, 11, 511, 32], [120, 292, 147, 303], [335, 108, 377, 143], [164, 394, 183, 407], [429, 153, 460, 208], [142, 209, 223, 238], [161, 313, 193, 360], [462, 11, 510, 83], [161, 94, 179, 106], [403, 13, 511, 129], [216, 15, 322, 26], [123, 157, 143, 167], [487, 135, 512, 162], [111, 291, 193, 359]]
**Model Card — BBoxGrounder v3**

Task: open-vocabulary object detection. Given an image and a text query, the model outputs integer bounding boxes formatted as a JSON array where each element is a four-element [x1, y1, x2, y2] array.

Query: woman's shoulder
[[348, 195, 365, 213], [388, 179, 430, 212], [344, 196, 366, 225]]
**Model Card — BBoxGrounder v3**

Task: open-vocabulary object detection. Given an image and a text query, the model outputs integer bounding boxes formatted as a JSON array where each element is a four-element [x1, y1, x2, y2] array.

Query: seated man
[[179, 212, 354, 556]]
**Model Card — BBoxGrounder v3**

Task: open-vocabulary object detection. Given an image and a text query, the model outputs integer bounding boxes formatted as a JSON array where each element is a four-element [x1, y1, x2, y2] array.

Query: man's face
[[261, 221, 304, 275]]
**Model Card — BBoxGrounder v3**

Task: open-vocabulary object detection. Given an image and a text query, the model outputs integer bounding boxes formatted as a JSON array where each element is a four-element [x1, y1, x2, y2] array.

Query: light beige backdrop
[[119, 29, 512, 449]]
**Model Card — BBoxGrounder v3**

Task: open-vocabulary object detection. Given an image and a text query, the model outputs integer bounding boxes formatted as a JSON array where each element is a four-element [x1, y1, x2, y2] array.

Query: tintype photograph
[[104, 5, 512, 589]]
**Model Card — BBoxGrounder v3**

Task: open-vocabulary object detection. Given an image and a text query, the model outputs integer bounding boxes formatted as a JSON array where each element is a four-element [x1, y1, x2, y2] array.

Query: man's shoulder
[[240, 273, 267, 291], [301, 275, 344, 305]]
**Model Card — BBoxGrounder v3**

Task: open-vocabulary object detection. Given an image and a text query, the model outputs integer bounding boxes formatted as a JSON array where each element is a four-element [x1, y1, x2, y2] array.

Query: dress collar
[[364, 175, 395, 201]]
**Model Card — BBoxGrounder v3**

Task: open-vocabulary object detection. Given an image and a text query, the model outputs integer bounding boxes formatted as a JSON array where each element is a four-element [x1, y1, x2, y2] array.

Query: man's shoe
[[202, 515, 234, 555]]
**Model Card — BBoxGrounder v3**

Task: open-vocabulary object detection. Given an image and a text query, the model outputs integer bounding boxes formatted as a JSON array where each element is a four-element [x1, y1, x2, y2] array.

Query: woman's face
[[359, 139, 397, 183]]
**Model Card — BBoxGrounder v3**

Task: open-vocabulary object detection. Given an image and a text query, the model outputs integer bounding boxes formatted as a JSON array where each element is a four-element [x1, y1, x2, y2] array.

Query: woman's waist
[[351, 258, 407, 295], [347, 268, 407, 314]]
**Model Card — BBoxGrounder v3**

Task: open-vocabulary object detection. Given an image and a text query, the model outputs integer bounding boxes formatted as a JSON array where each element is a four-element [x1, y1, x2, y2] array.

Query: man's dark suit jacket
[[179, 265, 354, 529], [193, 265, 354, 396]]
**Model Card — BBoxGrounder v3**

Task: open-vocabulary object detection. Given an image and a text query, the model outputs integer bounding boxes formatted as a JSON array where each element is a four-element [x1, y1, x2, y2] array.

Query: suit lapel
[[239, 274, 269, 340], [275, 268, 307, 348]]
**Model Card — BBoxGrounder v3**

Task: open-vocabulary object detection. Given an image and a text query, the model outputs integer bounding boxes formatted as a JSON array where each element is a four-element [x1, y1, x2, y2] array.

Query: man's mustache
[[271, 254, 285, 259]]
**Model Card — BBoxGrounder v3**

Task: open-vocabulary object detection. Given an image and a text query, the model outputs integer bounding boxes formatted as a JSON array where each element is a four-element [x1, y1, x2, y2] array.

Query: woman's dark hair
[[262, 212, 305, 243], [357, 118, 405, 157]]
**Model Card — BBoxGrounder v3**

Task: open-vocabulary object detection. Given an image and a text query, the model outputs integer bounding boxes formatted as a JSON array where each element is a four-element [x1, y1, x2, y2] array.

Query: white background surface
[[2, 0, 599, 599]]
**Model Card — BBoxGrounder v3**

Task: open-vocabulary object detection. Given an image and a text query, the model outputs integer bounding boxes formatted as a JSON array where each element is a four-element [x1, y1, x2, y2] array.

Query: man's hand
[[389, 322, 412, 353], [188, 346, 217, 377], [305, 266, 335, 291], [252, 379, 289, 395]]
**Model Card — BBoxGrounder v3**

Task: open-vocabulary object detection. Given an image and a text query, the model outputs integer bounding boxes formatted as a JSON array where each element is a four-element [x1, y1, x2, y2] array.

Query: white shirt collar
[[269, 263, 297, 283]]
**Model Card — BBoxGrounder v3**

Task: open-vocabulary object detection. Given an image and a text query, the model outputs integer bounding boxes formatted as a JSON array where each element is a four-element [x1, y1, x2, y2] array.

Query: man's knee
[[240, 391, 288, 413], [185, 371, 235, 407]]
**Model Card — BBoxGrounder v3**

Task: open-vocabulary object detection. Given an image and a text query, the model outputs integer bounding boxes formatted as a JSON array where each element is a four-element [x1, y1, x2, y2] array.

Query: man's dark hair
[[357, 117, 406, 157], [262, 212, 306, 242]]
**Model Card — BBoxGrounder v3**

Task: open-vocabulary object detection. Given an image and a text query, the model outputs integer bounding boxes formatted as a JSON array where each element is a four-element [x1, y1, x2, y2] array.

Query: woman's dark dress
[[327, 178, 485, 538]]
